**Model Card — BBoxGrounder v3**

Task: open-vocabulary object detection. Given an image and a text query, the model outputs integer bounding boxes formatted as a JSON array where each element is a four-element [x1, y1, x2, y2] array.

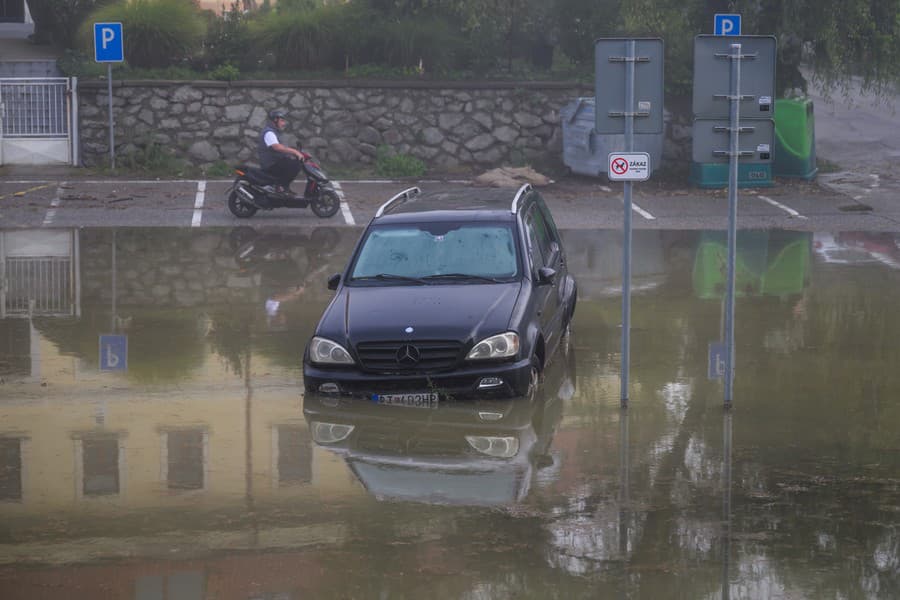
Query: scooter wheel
[[228, 187, 258, 218], [311, 189, 340, 218]]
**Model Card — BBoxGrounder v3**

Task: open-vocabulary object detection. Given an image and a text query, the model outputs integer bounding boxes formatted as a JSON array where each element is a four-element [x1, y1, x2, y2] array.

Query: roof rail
[[510, 183, 533, 214], [375, 186, 421, 217]]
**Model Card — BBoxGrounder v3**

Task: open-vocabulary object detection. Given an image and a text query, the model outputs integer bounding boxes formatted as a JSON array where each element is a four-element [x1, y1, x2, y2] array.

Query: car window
[[527, 205, 557, 266], [350, 223, 519, 280], [524, 212, 545, 271], [535, 196, 562, 246]]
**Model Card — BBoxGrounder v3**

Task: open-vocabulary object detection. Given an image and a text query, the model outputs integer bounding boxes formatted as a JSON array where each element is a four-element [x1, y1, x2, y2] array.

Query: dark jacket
[[258, 124, 281, 169]]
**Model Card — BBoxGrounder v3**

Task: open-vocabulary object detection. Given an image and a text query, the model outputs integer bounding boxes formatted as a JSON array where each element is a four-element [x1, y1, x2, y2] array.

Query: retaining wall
[[77, 79, 690, 172]]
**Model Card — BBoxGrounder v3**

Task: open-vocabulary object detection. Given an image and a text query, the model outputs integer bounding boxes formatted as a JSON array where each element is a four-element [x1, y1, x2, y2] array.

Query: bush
[[202, 2, 256, 70], [375, 146, 426, 178], [251, 3, 471, 74], [357, 16, 471, 73], [122, 138, 185, 175], [79, 0, 206, 69], [252, 3, 360, 70], [209, 63, 240, 81]]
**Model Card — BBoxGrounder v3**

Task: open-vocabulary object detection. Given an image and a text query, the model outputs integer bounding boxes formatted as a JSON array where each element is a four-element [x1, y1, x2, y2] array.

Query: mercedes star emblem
[[396, 344, 420, 365]]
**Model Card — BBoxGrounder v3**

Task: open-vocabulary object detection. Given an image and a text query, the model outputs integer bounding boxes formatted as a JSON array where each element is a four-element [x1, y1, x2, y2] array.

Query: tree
[[27, 0, 113, 47], [620, 0, 900, 99]]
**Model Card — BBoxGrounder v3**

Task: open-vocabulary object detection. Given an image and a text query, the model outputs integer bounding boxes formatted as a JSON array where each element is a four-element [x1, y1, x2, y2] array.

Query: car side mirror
[[327, 273, 341, 290], [537, 267, 556, 285]]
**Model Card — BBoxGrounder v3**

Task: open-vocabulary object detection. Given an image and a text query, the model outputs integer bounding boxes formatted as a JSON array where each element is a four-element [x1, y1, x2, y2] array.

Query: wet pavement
[[3, 174, 900, 232], [0, 226, 899, 599]]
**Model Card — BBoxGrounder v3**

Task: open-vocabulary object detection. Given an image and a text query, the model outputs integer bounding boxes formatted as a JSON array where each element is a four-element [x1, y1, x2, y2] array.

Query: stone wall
[[79, 227, 355, 308], [76, 80, 576, 171], [76, 79, 688, 173]]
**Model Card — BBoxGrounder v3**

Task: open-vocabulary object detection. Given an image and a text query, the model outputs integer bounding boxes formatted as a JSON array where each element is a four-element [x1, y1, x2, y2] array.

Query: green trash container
[[773, 98, 817, 180]]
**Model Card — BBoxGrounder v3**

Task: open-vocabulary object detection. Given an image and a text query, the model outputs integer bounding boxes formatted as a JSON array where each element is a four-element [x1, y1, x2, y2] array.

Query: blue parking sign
[[714, 14, 741, 36], [99, 334, 128, 371], [94, 22, 124, 63], [708, 342, 727, 379]]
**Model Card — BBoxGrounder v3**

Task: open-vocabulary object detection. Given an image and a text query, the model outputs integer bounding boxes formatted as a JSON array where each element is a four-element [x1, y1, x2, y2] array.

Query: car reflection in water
[[303, 335, 575, 506]]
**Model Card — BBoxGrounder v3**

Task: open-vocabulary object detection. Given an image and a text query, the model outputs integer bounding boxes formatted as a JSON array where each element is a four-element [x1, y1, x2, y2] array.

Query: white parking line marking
[[192, 180, 206, 227], [42, 183, 64, 226], [631, 201, 655, 220], [334, 181, 355, 225], [758, 195, 807, 219]]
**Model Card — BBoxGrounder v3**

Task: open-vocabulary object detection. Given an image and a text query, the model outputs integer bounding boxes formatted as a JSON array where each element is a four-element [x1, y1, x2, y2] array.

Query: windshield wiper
[[352, 273, 426, 284], [421, 273, 503, 283]]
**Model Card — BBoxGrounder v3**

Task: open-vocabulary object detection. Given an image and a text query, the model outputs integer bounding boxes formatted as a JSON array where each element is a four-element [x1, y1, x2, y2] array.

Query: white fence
[[0, 77, 78, 165], [0, 230, 80, 318]]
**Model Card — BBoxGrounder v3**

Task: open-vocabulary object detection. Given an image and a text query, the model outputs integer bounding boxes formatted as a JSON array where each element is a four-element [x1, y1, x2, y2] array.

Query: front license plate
[[372, 392, 439, 409]]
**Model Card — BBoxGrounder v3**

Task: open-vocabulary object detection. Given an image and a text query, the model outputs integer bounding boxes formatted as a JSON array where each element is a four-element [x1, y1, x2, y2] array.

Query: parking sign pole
[[111, 229, 117, 332], [95, 23, 123, 169], [620, 39, 635, 408], [107, 63, 115, 169], [724, 43, 742, 408]]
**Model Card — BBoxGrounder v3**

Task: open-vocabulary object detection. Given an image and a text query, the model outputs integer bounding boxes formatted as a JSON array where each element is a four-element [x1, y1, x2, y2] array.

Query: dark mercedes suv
[[303, 184, 576, 403]]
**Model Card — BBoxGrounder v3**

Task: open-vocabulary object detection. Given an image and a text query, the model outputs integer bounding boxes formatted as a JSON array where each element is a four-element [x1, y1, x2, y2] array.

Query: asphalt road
[[3, 73, 900, 233], [1, 174, 899, 232]]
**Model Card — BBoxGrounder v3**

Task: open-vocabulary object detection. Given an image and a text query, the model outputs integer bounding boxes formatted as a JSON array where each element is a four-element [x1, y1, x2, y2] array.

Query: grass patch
[[205, 161, 233, 177], [374, 146, 426, 178]]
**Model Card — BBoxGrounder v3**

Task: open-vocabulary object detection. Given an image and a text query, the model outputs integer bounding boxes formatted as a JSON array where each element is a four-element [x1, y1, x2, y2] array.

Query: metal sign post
[[723, 43, 742, 409], [692, 35, 776, 408], [621, 39, 635, 409], [93, 23, 124, 169], [595, 38, 663, 408]]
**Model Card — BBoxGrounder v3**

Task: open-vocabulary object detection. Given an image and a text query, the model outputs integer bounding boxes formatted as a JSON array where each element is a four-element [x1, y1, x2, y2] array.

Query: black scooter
[[228, 156, 341, 219]]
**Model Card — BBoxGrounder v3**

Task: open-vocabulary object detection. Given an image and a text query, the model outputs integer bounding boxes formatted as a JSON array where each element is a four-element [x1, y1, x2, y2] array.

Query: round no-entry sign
[[607, 152, 651, 181]]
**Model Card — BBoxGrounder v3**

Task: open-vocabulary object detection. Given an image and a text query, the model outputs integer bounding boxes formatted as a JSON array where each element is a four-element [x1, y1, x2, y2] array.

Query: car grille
[[356, 429, 467, 457], [356, 340, 462, 373]]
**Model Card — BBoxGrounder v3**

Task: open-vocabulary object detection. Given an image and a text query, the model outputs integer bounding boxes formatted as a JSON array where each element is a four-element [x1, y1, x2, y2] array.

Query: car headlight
[[465, 436, 520, 458], [310, 422, 355, 444], [466, 332, 519, 360], [309, 337, 354, 365]]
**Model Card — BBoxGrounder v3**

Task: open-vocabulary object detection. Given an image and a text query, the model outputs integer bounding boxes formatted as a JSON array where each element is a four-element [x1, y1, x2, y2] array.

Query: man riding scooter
[[258, 109, 309, 198]]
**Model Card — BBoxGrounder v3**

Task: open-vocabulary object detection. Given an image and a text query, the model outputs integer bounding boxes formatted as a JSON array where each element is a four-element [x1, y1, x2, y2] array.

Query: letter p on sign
[[94, 22, 124, 63]]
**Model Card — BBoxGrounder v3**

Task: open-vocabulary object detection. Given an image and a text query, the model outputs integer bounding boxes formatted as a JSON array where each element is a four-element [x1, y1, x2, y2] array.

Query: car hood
[[319, 282, 521, 344], [347, 458, 532, 506]]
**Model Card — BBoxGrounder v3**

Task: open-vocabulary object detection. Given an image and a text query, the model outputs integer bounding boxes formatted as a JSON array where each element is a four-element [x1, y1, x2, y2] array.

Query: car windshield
[[350, 222, 519, 282]]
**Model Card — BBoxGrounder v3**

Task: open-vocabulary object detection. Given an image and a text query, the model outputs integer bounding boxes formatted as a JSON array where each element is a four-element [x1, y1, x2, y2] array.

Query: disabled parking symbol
[[99, 334, 128, 371]]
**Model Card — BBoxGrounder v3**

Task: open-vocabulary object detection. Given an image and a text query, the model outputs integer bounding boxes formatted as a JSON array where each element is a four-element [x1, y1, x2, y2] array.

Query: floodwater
[[0, 226, 898, 599]]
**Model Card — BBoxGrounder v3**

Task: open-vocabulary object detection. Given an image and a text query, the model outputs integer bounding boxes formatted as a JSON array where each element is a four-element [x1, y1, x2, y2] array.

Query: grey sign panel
[[595, 38, 664, 134], [692, 35, 776, 119], [692, 118, 774, 164]]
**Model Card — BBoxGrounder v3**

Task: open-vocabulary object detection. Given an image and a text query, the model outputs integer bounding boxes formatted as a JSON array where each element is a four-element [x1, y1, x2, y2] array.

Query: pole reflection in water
[[618, 406, 630, 561], [722, 410, 733, 600]]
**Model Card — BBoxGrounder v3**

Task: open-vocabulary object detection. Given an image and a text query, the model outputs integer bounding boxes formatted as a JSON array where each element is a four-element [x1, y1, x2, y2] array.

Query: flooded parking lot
[[0, 226, 898, 599]]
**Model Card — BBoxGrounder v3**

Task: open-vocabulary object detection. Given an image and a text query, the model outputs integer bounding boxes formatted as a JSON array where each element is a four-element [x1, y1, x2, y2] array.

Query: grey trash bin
[[560, 97, 664, 177]]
